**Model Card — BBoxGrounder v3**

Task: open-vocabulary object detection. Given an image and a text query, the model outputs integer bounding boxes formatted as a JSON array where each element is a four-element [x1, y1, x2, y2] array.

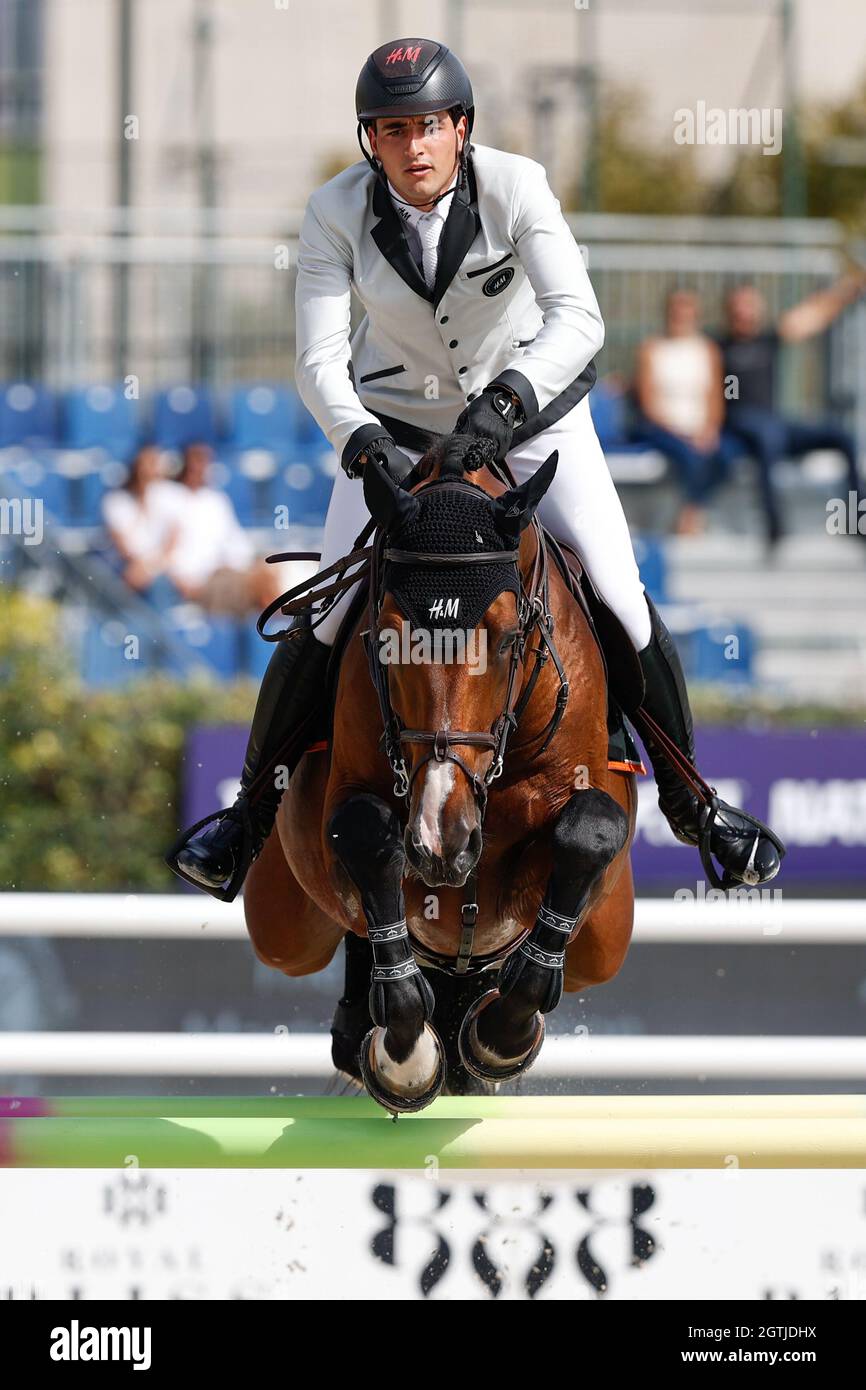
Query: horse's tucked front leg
[[328, 793, 444, 1112], [459, 787, 629, 1082]]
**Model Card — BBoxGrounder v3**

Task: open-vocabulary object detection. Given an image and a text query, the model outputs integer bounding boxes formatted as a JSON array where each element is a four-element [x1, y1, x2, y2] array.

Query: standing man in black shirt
[[717, 273, 866, 543]]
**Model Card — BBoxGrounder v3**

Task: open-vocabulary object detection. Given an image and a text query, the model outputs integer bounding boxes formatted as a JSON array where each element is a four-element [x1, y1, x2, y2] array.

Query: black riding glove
[[454, 384, 525, 460], [343, 434, 415, 484]]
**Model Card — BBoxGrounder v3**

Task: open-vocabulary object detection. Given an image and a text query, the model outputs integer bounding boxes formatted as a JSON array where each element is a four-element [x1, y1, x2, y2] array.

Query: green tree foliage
[[0, 590, 254, 891], [564, 76, 866, 228], [565, 87, 712, 214], [801, 74, 866, 231]]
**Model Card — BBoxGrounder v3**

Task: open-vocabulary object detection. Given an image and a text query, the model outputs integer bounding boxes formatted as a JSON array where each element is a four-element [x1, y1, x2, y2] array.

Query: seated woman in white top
[[102, 444, 184, 596], [633, 289, 737, 535], [170, 443, 284, 614]]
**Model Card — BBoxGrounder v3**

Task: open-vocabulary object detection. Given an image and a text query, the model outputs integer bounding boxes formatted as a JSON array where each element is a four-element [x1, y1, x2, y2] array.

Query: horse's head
[[363, 435, 558, 888]]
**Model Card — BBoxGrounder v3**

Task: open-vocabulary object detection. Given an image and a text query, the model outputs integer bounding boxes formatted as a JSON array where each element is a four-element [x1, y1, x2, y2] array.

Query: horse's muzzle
[[404, 824, 483, 888]]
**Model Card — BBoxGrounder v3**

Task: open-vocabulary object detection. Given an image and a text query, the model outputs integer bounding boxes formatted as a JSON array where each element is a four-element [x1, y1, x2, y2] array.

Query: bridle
[[364, 476, 569, 813]]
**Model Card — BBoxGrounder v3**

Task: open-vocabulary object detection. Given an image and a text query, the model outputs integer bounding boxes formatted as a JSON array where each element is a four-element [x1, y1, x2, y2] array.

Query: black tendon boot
[[330, 931, 375, 1080], [165, 626, 332, 900], [636, 598, 785, 888]]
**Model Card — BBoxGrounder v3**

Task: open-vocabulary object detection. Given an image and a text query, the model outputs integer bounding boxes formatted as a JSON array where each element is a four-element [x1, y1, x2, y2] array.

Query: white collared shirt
[[387, 167, 459, 282]]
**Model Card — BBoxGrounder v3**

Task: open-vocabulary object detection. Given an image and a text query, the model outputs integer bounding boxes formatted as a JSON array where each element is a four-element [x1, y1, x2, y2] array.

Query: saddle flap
[[545, 533, 646, 717]]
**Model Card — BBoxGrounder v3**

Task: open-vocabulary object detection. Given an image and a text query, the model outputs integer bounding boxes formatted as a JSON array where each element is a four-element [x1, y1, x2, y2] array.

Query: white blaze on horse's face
[[417, 752, 455, 860]]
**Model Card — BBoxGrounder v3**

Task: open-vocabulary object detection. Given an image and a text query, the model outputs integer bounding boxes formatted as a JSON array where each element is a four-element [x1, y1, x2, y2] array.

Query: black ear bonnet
[[384, 482, 519, 630]]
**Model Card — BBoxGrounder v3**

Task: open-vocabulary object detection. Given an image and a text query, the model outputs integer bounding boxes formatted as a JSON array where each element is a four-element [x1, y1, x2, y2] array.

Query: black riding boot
[[636, 597, 784, 887], [165, 626, 332, 900]]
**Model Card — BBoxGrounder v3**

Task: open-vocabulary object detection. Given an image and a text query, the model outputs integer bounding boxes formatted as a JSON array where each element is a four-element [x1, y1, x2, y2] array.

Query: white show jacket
[[294, 142, 604, 468]]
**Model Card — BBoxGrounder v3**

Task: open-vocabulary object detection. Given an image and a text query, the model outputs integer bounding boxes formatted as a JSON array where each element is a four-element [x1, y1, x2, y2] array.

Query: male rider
[[167, 38, 783, 898]]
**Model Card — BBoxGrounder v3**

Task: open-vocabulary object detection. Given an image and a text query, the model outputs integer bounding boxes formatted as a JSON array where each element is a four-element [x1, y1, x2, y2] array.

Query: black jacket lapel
[[369, 155, 481, 309], [370, 176, 432, 302], [432, 157, 481, 310]]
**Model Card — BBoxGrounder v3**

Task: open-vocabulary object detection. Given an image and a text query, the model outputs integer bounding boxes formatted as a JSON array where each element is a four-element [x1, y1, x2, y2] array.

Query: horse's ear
[[491, 451, 558, 538], [362, 455, 421, 530]]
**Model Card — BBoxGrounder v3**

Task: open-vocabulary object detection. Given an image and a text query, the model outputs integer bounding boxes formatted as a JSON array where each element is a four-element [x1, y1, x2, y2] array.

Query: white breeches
[[312, 394, 652, 651]]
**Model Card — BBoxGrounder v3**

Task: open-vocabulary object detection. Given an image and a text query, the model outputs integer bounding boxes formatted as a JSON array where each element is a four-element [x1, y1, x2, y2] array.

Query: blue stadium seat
[[167, 613, 244, 678], [279, 445, 337, 526], [589, 380, 630, 449], [2, 452, 70, 524], [677, 622, 754, 683], [296, 408, 330, 449], [221, 449, 280, 526], [152, 385, 218, 448], [62, 384, 139, 460], [82, 612, 250, 686], [0, 383, 57, 447], [81, 618, 153, 686], [244, 627, 279, 681], [53, 452, 115, 527], [590, 379, 659, 456], [229, 384, 301, 451], [632, 535, 667, 602]]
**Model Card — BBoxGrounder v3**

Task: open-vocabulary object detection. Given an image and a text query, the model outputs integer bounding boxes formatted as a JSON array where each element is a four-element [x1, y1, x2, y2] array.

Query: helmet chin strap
[[356, 119, 471, 207]]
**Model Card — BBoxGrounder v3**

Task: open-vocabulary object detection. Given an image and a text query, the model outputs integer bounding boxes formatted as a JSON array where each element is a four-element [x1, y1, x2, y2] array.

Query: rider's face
[[368, 110, 466, 208]]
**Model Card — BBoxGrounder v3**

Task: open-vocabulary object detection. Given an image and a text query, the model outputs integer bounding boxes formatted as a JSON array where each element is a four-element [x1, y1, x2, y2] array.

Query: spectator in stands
[[169, 442, 284, 613], [717, 275, 866, 544], [101, 443, 183, 607], [632, 288, 737, 535]]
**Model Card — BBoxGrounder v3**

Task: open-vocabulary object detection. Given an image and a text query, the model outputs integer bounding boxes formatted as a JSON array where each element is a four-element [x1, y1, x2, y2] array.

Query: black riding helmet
[[355, 38, 474, 191]]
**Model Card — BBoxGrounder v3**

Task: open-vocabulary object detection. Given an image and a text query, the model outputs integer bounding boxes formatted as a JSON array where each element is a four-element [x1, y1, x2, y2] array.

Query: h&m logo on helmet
[[385, 45, 423, 65], [482, 267, 515, 297], [429, 598, 460, 619]]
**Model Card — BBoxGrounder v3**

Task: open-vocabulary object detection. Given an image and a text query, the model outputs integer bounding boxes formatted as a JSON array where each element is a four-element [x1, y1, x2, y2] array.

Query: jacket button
[[458, 366, 468, 375], [449, 339, 458, 349], [440, 315, 449, 323]]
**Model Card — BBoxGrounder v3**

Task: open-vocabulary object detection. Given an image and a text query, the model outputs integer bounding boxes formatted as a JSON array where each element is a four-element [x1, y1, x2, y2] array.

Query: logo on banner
[[370, 1180, 657, 1297]]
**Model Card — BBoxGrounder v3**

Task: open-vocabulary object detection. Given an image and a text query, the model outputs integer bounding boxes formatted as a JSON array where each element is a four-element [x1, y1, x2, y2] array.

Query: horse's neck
[[511, 527, 578, 750]]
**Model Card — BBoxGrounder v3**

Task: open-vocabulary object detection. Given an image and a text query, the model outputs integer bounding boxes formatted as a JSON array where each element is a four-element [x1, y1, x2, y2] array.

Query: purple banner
[[183, 725, 866, 884]]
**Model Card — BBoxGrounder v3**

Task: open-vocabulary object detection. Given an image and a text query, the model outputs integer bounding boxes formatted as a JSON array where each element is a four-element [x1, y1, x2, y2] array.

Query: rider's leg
[[508, 396, 652, 649], [166, 466, 378, 897], [505, 397, 783, 885]]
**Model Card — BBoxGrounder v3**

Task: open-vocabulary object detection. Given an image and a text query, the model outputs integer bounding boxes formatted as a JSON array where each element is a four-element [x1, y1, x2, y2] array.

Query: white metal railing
[[0, 1032, 863, 1079], [0, 893, 862, 943]]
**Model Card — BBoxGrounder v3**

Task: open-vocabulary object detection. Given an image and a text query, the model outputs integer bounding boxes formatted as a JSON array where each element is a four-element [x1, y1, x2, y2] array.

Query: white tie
[[417, 213, 440, 291]]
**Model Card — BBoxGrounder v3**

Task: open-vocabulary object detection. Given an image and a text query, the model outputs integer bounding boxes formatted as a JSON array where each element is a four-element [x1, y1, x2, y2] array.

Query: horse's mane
[[416, 433, 497, 483]]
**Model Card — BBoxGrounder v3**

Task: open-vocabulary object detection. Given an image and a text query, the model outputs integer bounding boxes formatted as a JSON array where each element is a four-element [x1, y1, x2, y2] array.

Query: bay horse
[[243, 435, 637, 1112]]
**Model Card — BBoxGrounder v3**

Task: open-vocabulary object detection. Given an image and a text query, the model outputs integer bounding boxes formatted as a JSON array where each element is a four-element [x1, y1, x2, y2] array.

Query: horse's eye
[[498, 632, 518, 656]]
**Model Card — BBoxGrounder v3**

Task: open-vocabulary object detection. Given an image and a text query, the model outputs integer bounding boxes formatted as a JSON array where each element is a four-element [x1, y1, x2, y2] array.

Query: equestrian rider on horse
[[166, 37, 784, 900]]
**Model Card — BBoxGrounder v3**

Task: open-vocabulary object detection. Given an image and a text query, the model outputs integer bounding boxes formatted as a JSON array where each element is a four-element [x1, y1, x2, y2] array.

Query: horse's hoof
[[457, 988, 545, 1083], [359, 1023, 446, 1114]]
